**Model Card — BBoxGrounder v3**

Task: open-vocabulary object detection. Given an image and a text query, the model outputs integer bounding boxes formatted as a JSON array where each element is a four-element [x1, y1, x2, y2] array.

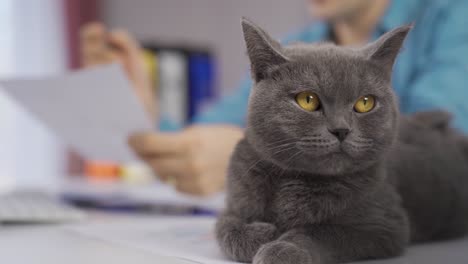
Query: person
[[81, 0, 468, 196]]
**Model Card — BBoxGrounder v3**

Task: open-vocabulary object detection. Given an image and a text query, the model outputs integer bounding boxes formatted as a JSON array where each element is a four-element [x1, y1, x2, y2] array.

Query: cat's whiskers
[[354, 139, 373, 144], [241, 136, 334, 178], [272, 145, 297, 156], [264, 138, 297, 147], [239, 158, 264, 179], [264, 140, 297, 151], [238, 140, 300, 180], [346, 142, 373, 149], [264, 136, 322, 148], [296, 140, 338, 149], [276, 150, 304, 179], [355, 136, 373, 143]]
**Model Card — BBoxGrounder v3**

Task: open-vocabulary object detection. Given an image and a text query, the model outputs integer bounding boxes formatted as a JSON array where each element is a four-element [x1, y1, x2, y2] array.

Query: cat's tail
[[411, 110, 468, 162], [410, 110, 468, 162], [457, 135, 468, 163]]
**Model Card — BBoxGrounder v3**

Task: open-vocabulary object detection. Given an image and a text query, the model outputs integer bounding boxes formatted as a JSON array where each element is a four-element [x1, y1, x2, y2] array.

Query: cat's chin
[[271, 150, 378, 176]]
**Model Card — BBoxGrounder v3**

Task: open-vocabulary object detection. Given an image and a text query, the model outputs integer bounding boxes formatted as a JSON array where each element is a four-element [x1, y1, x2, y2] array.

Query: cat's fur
[[215, 18, 468, 264]]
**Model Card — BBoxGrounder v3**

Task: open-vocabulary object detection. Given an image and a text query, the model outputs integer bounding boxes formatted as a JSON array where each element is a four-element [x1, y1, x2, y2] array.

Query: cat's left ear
[[241, 17, 289, 82], [362, 24, 412, 74]]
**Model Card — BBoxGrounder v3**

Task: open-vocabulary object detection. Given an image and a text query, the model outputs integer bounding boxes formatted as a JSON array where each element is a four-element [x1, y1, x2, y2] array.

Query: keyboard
[[0, 191, 86, 224]]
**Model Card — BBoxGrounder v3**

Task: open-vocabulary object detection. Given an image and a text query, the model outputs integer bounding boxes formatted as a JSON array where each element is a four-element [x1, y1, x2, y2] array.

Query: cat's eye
[[354, 95, 376, 113], [295, 91, 320, 112]]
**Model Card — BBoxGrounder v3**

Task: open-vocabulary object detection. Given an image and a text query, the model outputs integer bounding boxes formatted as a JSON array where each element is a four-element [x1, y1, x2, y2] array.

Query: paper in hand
[[0, 64, 153, 162]]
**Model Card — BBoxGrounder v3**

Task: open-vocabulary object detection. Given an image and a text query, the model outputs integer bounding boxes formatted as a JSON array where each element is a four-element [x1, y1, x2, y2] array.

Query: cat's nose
[[328, 128, 350, 142]]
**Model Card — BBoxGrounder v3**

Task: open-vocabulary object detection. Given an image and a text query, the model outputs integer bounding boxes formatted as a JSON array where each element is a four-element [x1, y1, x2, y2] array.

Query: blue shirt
[[165, 0, 468, 132]]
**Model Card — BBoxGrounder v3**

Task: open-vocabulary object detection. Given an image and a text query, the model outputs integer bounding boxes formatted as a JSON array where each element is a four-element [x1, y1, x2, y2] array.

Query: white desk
[[0, 223, 185, 264], [1, 213, 467, 264]]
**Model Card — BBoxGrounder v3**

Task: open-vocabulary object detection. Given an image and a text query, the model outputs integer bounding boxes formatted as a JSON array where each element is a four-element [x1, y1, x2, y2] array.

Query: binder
[[142, 49, 158, 95], [143, 43, 217, 127], [188, 51, 216, 121], [158, 50, 188, 128]]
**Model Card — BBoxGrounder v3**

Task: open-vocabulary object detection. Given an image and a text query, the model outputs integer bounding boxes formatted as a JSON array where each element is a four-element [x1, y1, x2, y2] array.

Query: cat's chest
[[270, 177, 349, 228]]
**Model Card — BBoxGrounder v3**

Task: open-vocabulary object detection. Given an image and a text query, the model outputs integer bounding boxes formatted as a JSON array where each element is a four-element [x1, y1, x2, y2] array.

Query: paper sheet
[[67, 216, 236, 264], [0, 64, 153, 162], [61, 178, 226, 212]]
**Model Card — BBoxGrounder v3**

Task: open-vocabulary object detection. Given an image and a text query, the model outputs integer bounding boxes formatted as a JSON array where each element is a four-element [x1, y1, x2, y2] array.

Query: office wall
[[102, 0, 309, 93]]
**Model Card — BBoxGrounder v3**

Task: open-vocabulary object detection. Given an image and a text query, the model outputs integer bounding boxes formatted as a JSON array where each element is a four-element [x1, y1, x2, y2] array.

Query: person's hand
[[128, 125, 244, 196], [80, 22, 156, 121]]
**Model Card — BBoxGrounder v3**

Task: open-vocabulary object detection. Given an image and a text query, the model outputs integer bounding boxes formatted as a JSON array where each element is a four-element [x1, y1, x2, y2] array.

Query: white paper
[[67, 216, 237, 264], [61, 178, 226, 212], [0, 64, 153, 162]]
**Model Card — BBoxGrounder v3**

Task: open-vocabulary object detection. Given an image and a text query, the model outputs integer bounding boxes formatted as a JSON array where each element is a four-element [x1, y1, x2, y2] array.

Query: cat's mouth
[[296, 140, 342, 156], [296, 138, 372, 158]]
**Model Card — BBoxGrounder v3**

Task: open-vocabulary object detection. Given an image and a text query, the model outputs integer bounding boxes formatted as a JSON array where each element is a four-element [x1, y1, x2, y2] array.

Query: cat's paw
[[246, 222, 277, 237], [216, 219, 278, 262], [253, 241, 316, 264]]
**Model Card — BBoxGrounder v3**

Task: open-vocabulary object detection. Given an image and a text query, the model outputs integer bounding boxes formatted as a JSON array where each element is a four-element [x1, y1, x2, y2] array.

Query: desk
[[0, 222, 185, 264], [1, 213, 467, 264]]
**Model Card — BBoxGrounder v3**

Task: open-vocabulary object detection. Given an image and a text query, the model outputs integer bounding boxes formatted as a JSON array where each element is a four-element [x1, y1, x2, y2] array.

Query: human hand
[[80, 22, 156, 121], [128, 125, 244, 196]]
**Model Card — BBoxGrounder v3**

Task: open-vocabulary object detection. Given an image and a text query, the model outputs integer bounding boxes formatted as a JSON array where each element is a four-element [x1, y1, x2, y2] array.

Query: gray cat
[[215, 18, 468, 264]]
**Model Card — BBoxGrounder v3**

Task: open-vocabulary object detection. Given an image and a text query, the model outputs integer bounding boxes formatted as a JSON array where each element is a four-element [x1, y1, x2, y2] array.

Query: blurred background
[[2, 0, 468, 199], [0, 1, 467, 262], [0, 0, 309, 192]]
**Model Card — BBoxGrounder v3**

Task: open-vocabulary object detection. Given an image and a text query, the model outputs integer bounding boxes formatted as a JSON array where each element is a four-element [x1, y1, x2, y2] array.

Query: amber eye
[[354, 95, 376, 113], [295, 91, 320, 112]]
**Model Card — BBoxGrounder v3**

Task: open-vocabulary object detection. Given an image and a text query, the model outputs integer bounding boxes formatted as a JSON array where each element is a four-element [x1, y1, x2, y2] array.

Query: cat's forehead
[[279, 45, 371, 80], [268, 44, 389, 99], [283, 42, 359, 59]]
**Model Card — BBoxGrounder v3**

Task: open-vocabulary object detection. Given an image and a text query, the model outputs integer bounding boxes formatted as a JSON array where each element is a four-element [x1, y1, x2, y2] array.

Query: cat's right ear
[[362, 24, 412, 75], [241, 17, 289, 82]]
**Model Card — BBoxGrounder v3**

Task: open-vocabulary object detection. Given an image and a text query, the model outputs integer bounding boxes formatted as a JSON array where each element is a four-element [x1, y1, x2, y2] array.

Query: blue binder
[[188, 51, 215, 121]]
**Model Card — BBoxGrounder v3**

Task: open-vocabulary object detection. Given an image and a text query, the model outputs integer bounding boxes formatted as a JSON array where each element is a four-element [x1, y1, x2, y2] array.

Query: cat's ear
[[363, 24, 412, 74], [241, 17, 289, 82]]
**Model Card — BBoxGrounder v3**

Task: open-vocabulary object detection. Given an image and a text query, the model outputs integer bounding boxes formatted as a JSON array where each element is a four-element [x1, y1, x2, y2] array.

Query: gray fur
[[215, 17, 468, 264]]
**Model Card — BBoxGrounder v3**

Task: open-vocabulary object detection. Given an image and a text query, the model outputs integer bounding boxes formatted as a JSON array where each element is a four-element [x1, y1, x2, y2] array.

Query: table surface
[[0, 213, 467, 264]]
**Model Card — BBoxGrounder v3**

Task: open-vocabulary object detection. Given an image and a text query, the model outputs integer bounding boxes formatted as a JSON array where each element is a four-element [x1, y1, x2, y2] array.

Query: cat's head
[[242, 18, 410, 175]]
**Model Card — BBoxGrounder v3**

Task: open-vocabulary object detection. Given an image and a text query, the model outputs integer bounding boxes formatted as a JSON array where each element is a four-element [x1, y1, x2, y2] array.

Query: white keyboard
[[0, 191, 86, 224]]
